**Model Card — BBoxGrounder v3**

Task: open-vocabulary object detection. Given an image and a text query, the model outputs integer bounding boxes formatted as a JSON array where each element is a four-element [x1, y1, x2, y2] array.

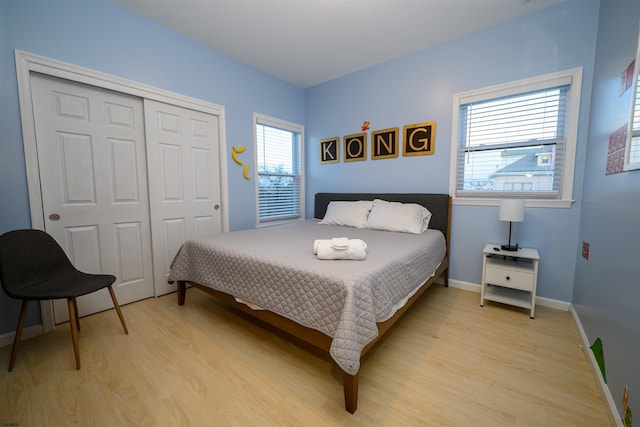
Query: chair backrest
[[0, 229, 75, 298]]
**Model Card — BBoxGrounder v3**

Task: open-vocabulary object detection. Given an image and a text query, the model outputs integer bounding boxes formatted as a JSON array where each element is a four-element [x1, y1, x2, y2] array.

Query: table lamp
[[499, 199, 525, 251]]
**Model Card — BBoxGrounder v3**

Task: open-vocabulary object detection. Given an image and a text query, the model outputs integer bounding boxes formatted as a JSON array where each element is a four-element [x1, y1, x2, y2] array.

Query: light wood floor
[[0, 285, 612, 426]]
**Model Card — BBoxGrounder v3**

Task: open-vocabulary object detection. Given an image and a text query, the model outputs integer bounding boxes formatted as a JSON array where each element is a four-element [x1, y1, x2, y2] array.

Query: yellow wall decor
[[231, 145, 250, 180]]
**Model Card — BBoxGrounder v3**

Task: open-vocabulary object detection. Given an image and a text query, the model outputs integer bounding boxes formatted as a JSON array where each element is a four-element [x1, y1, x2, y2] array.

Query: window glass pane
[[630, 137, 640, 164], [257, 124, 300, 174], [630, 70, 640, 164], [456, 85, 568, 196], [258, 175, 300, 220], [462, 88, 565, 148], [256, 122, 302, 222], [460, 145, 556, 192]]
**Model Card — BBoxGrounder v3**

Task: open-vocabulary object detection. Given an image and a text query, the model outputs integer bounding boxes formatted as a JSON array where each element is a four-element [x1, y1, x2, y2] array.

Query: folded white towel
[[331, 237, 350, 250], [313, 239, 329, 255], [316, 239, 367, 260], [313, 238, 366, 254]]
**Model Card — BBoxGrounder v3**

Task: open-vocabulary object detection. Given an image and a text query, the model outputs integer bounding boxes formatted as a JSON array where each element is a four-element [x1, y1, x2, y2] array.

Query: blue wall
[[2, 2, 638, 418], [574, 0, 640, 418], [305, 0, 599, 303], [0, 0, 304, 335]]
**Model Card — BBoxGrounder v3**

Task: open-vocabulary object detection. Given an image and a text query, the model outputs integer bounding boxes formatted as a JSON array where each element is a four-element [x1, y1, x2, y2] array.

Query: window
[[449, 68, 582, 207], [626, 23, 640, 171], [628, 75, 640, 167], [254, 114, 304, 224]]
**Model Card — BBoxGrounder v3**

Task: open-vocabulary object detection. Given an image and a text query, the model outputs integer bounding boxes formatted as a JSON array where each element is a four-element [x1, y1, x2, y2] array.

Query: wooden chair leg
[[107, 285, 128, 334], [8, 300, 29, 372], [74, 297, 81, 331], [67, 298, 81, 370]]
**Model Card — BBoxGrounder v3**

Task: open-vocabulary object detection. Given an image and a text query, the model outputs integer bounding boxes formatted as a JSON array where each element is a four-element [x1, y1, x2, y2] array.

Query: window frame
[[253, 113, 305, 226], [449, 68, 583, 208], [625, 19, 640, 172]]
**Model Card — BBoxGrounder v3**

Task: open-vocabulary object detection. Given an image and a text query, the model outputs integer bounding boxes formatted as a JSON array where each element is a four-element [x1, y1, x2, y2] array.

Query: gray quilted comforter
[[168, 220, 446, 375]]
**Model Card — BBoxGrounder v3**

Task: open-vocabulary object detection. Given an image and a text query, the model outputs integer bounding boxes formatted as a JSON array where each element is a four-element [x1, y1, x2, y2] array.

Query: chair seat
[[9, 270, 116, 300]]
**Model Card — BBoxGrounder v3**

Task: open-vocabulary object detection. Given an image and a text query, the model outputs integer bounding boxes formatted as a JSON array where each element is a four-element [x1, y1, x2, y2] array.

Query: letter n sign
[[371, 127, 399, 160], [344, 132, 367, 162], [403, 122, 436, 156], [320, 137, 339, 164]]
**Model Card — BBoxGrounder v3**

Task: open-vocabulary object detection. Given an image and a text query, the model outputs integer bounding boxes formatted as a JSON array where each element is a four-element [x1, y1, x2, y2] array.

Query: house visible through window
[[450, 68, 582, 207], [254, 114, 304, 224]]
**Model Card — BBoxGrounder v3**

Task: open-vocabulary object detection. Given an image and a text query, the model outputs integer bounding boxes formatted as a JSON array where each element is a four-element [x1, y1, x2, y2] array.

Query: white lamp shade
[[499, 199, 525, 222]]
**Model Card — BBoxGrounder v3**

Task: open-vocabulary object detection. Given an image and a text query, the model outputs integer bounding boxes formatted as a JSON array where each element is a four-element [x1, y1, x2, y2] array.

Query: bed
[[168, 192, 451, 413]]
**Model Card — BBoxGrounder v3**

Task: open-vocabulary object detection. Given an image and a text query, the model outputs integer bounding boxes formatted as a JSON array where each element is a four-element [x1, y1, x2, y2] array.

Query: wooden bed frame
[[176, 193, 451, 413]]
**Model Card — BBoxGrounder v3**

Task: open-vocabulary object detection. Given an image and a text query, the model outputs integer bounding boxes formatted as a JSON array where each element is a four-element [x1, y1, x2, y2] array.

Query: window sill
[[452, 198, 574, 208], [256, 217, 304, 228]]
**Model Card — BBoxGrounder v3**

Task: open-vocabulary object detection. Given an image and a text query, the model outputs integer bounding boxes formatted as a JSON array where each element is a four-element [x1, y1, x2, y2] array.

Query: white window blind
[[255, 116, 303, 223], [450, 68, 583, 206], [456, 85, 569, 198]]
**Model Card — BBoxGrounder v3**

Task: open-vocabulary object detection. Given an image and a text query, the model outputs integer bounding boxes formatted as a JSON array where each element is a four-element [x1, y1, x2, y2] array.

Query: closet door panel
[[145, 99, 222, 296], [30, 73, 154, 323]]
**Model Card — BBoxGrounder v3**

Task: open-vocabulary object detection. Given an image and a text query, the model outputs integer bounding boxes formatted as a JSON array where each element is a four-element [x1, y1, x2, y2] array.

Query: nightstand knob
[[505, 276, 511, 281]]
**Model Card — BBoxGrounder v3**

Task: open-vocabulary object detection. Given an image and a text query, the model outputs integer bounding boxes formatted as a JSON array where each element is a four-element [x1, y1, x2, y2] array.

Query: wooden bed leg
[[177, 281, 186, 305], [444, 269, 449, 287], [343, 372, 359, 414]]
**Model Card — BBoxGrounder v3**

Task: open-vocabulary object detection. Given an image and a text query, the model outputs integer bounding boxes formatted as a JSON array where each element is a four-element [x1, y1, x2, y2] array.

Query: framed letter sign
[[403, 121, 436, 157], [371, 127, 399, 160], [320, 137, 340, 164], [344, 132, 367, 162]]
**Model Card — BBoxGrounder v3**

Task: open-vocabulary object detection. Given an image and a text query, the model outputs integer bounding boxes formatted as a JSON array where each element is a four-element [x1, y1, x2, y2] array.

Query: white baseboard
[[446, 278, 480, 293], [447, 279, 571, 311], [0, 324, 44, 348], [535, 295, 571, 311], [569, 305, 623, 427]]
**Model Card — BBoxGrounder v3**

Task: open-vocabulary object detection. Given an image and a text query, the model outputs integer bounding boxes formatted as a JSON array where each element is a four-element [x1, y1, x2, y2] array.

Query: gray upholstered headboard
[[314, 193, 451, 244]]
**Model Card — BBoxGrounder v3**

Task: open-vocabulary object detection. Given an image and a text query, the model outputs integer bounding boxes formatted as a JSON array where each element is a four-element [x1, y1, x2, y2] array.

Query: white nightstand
[[480, 244, 540, 318]]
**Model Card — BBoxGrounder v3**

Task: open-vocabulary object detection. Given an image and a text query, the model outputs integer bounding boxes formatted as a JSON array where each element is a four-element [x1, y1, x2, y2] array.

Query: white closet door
[[30, 73, 155, 323], [144, 100, 222, 296]]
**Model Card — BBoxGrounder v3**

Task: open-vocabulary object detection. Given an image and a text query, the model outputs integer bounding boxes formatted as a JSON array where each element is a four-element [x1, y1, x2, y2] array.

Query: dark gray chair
[[0, 229, 128, 371]]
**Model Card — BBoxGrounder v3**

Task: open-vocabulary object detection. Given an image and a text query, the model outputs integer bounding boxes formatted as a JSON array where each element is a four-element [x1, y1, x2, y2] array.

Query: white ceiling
[[111, 0, 563, 89]]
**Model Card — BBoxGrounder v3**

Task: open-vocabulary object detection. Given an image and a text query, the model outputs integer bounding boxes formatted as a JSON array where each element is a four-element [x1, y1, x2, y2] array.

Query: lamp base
[[500, 244, 519, 252]]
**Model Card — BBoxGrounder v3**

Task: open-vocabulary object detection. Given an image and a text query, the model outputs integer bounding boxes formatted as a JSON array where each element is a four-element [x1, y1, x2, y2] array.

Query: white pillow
[[319, 200, 374, 228], [365, 199, 432, 234]]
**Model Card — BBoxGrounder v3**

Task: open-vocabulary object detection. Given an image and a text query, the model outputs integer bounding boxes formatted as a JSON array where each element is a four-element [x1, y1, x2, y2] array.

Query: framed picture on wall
[[620, 60, 635, 96], [371, 127, 399, 160], [320, 137, 340, 164], [403, 121, 436, 156], [344, 132, 367, 162]]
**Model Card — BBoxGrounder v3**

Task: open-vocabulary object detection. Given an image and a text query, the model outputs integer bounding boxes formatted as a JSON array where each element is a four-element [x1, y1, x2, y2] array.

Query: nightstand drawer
[[484, 265, 534, 291]]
